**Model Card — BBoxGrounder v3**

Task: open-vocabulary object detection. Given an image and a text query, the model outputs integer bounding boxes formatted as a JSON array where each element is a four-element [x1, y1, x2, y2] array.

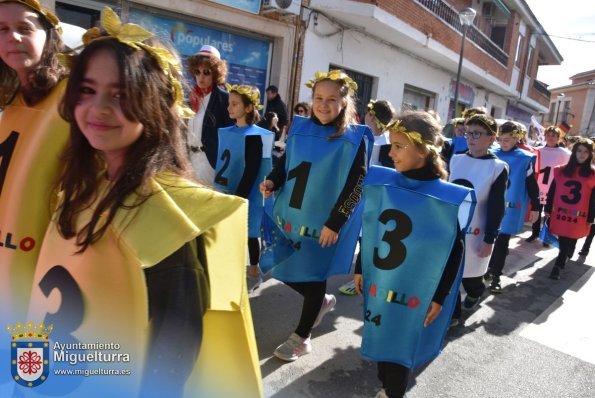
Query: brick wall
[[350, 0, 515, 85]]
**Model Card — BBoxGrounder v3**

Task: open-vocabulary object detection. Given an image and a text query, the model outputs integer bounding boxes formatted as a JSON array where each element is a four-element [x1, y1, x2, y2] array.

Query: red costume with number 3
[[550, 166, 595, 239]]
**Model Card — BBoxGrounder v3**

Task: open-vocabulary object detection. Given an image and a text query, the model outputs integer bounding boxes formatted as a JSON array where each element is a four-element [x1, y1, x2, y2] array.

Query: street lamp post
[[452, 7, 477, 119], [554, 93, 565, 126]]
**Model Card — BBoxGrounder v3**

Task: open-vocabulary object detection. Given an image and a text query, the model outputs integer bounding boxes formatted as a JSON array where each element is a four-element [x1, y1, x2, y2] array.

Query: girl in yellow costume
[[26, 8, 261, 398], [0, 0, 68, 332]]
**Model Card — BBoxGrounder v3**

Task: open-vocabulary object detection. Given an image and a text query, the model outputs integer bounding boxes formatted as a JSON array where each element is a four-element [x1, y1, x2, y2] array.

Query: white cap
[[197, 45, 221, 59]]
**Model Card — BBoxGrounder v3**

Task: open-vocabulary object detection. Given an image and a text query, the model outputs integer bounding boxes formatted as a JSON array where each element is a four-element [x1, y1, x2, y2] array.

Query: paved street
[[249, 227, 595, 398]]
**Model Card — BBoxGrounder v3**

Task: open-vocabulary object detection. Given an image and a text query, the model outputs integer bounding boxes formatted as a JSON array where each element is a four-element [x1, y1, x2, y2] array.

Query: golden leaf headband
[[1, 0, 62, 34], [545, 126, 566, 138], [466, 114, 497, 135], [305, 70, 358, 96], [76, 7, 193, 119], [498, 123, 523, 138], [387, 119, 435, 148], [225, 83, 264, 110], [367, 99, 388, 132]]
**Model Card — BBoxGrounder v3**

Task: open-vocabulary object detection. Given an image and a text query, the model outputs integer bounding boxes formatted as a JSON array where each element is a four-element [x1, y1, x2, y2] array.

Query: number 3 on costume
[[373, 209, 412, 270], [38, 265, 84, 341], [0, 131, 19, 195]]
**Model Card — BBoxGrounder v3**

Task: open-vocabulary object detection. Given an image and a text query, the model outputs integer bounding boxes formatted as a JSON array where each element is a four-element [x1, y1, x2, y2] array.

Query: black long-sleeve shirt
[[354, 163, 464, 306], [235, 135, 263, 199], [473, 152, 509, 244], [267, 130, 367, 233]]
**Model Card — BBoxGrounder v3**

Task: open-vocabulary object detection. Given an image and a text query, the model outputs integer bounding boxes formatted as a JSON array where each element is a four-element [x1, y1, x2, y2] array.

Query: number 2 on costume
[[373, 209, 412, 270], [0, 131, 19, 196], [287, 161, 312, 209], [214, 149, 231, 186]]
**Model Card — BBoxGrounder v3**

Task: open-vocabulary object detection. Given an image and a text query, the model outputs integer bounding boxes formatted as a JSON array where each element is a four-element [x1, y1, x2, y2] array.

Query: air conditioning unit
[[262, 0, 301, 16]]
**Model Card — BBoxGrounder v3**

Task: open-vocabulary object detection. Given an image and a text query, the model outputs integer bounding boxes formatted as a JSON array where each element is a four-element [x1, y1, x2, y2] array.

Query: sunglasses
[[464, 130, 491, 139], [193, 69, 211, 76], [296, 109, 305, 114]]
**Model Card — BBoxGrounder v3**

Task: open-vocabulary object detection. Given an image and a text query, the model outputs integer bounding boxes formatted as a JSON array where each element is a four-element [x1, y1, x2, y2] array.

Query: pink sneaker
[[273, 333, 312, 361], [313, 294, 336, 328]]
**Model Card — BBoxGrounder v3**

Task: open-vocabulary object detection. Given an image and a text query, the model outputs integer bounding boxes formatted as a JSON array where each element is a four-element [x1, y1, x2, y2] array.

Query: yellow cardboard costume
[[0, 80, 69, 326], [27, 174, 262, 397]]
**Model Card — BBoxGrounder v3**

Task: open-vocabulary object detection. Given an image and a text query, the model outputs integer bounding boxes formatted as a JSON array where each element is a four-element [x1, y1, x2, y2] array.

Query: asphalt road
[[249, 228, 595, 398]]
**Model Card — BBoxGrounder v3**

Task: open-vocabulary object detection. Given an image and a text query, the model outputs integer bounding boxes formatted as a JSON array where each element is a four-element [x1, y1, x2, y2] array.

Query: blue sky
[[526, 0, 595, 88]]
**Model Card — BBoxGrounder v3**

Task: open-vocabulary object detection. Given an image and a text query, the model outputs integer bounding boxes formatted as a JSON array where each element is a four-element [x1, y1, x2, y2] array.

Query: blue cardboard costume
[[361, 166, 475, 368], [267, 116, 373, 281], [214, 124, 275, 237], [493, 148, 535, 234]]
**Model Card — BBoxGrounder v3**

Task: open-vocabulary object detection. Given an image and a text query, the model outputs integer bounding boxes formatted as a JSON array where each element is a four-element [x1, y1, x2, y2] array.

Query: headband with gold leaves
[[387, 119, 435, 148], [225, 83, 264, 110], [466, 114, 497, 135], [1, 0, 62, 34], [70, 7, 193, 119], [498, 123, 523, 138], [305, 70, 358, 96]]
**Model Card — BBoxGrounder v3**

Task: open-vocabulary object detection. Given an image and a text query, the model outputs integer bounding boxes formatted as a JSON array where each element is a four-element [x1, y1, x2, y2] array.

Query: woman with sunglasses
[[186, 44, 234, 185]]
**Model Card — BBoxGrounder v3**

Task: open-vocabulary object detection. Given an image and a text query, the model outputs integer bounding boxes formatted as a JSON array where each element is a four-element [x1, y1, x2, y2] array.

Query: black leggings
[[452, 276, 485, 319], [555, 236, 578, 268], [531, 204, 544, 235], [581, 224, 595, 253], [487, 234, 511, 280], [377, 361, 410, 398], [285, 280, 327, 338], [248, 238, 260, 266]]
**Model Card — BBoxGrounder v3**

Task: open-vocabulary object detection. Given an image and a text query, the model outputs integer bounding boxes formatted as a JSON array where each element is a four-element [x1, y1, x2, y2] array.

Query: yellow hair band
[[305, 70, 358, 96], [225, 83, 264, 110], [78, 8, 193, 119], [387, 119, 435, 148]]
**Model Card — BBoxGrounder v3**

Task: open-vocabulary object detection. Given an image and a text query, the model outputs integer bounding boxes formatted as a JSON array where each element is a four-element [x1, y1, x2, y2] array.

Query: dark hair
[[498, 121, 521, 136], [310, 79, 357, 139], [462, 106, 487, 119], [229, 88, 261, 126], [294, 102, 310, 116], [266, 85, 278, 94], [465, 114, 497, 135], [0, 13, 66, 108], [369, 100, 395, 127], [562, 138, 595, 178], [395, 110, 448, 180], [57, 38, 191, 252], [186, 54, 227, 86]]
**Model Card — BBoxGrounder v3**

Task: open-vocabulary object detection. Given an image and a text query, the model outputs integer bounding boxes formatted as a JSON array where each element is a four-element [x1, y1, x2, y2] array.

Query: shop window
[[403, 84, 435, 112]]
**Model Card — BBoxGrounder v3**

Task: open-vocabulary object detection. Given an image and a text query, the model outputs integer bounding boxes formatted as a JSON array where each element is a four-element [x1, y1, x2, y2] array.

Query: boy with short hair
[[449, 114, 508, 320], [485, 122, 540, 293]]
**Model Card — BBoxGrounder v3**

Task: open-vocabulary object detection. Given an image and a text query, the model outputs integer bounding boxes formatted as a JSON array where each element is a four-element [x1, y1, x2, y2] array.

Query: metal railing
[[532, 79, 551, 98], [416, 0, 509, 66]]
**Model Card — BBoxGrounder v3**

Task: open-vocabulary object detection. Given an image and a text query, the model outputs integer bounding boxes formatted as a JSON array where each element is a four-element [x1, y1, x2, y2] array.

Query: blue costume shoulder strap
[[364, 166, 471, 207]]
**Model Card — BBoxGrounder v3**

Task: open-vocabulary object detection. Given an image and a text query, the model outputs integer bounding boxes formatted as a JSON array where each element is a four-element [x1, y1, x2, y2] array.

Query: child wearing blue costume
[[215, 84, 274, 292], [354, 111, 472, 398], [260, 70, 373, 361], [485, 122, 539, 293]]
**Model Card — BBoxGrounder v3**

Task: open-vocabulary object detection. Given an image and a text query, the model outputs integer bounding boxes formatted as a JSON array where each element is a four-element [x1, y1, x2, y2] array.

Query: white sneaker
[[273, 333, 312, 361], [313, 294, 336, 328], [246, 267, 263, 293], [375, 388, 389, 398]]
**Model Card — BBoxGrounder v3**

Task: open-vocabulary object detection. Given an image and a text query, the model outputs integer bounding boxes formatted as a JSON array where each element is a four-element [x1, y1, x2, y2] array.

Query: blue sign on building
[[129, 9, 271, 97], [208, 0, 262, 15]]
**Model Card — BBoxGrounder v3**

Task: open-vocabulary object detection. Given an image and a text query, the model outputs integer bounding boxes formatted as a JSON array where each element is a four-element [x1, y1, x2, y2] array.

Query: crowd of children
[[1, 4, 594, 398]]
